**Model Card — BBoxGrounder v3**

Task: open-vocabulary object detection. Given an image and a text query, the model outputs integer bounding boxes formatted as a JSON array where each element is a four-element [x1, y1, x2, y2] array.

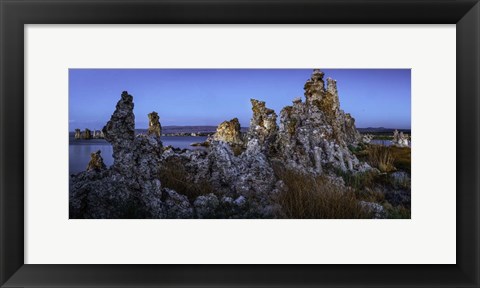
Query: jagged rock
[[147, 111, 162, 137], [137, 179, 164, 218], [233, 195, 246, 206], [212, 118, 243, 146], [163, 188, 193, 218], [392, 129, 409, 147], [92, 130, 104, 139], [102, 91, 136, 176], [86, 150, 106, 171], [133, 134, 163, 181], [205, 139, 283, 218], [83, 128, 93, 139], [276, 69, 367, 174], [194, 193, 220, 219], [74, 129, 81, 140], [247, 99, 278, 153], [207, 140, 241, 190], [362, 134, 373, 144], [359, 201, 387, 219], [74, 128, 104, 140], [71, 91, 166, 219], [69, 170, 133, 219], [344, 113, 361, 144], [164, 140, 273, 218], [304, 69, 325, 104]]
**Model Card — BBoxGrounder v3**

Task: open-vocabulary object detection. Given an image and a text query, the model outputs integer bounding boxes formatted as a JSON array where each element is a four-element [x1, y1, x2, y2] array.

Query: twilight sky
[[69, 69, 411, 131]]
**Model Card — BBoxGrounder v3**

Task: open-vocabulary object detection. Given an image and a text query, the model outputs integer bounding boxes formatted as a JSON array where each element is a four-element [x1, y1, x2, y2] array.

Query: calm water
[[370, 139, 394, 146], [69, 136, 207, 175], [369, 139, 411, 147]]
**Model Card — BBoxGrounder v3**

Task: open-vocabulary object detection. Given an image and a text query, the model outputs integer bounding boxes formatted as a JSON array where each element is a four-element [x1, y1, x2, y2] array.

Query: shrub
[[367, 145, 396, 173], [336, 169, 377, 190], [159, 157, 214, 202], [273, 166, 370, 219], [389, 146, 411, 173], [383, 202, 411, 219], [231, 144, 244, 157]]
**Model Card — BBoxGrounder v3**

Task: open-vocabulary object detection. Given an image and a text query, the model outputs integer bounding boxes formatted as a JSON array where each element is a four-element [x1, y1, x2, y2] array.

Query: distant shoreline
[[69, 126, 411, 134]]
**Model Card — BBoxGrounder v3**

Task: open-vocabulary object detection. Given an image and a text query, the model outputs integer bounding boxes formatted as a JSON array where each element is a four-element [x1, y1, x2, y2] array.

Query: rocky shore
[[70, 69, 411, 219]]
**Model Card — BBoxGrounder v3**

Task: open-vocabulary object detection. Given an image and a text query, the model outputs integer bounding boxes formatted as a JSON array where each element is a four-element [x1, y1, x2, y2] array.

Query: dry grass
[[159, 157, 214, 202], [383, 202, 411, 219], [231, 144, 245, 157], [273, 166, 370, 219], [389, 146, 411, 173], [338, 169, 377, 190], [367, 145, 396, 173]]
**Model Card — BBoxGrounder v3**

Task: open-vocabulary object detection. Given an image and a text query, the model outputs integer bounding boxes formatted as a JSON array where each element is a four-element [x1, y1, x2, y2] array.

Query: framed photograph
[[1, 0, 479, 287]]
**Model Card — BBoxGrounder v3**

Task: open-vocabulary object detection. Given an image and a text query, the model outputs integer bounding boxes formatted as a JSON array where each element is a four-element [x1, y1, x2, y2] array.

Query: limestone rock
[[163, 188, 193, 218], [102, 91, 136, 176], [212, 118, 243, 146], [74, 129, 81, 140], [344, 113, 362, 144], [71, 91, 165, 219], [69, 170, 133, 219], [360, 201, 387, 219], [133, 134, 163, 181], [304, 69, 325, 104], [247, 99, 278, 152], [276, 69, 366, 174], [194, 193, 220, 219], [362, 134, 373, 144], [392, 130, 409, 147], [147, 111, 162, 137], [92, 130, 104, 139], [86, 150, 106, 171], [83, 128, 93, 139]]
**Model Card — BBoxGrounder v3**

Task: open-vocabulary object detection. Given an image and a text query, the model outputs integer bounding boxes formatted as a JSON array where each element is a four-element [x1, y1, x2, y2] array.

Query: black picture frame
[[1, 0, 479, 287]]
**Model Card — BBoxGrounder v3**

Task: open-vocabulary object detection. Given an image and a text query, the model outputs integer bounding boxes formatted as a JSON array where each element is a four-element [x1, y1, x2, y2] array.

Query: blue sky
[[69, 69, 411, 131]]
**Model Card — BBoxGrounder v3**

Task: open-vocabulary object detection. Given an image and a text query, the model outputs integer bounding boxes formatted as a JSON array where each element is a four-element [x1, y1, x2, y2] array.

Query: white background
[[25, 25, 456, 264]]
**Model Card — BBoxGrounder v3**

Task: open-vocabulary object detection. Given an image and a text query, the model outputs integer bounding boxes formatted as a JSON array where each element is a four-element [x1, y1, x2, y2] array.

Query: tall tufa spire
[[304, 69, 326, 104]]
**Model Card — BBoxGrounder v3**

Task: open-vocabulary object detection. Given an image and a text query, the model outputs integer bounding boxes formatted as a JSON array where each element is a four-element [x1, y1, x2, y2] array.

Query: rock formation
[[86, 150, 106, 171], [276, 70, 369, 173], [147, 111, 162, 137], [83, 128, 93, 140], [362, 134, 373, 144], [74, 128, 104, 140], [102, 91, 136, 175], [392, 130, 409, 147], [247, 99, 278, 153], [71, 91, 165, 218], [212, 118, 244, 146], [92, 130, 105, 139]]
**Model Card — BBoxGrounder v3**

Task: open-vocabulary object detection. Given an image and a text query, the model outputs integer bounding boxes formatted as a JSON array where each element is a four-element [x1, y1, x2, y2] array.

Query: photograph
[[69, 68, 411, 219]]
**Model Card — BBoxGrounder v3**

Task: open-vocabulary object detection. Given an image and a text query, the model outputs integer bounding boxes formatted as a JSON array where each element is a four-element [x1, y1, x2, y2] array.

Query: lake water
[[370, 139, 394, 146], [69, 136, 207, 175], [369, 140, 411, 147]]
